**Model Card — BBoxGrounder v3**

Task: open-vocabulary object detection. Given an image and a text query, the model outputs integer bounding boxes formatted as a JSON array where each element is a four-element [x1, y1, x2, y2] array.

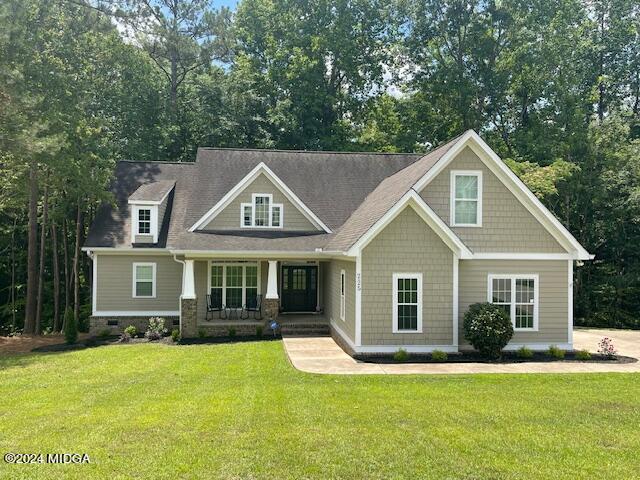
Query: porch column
[[180, 259, 197, 338], [263, 260, 280, 321]]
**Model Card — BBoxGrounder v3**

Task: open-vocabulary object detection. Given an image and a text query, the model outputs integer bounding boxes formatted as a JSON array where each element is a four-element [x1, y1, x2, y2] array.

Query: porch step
[[279, 321, 330, 336]]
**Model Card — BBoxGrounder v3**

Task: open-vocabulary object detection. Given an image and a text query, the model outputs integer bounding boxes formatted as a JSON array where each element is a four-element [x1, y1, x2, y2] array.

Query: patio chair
[[241, 294, 263, 320], [206, 290, 226, 320]]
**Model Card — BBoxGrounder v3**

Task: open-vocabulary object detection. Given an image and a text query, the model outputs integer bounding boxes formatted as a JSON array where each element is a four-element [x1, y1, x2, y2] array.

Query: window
[[451, 171, 482, 226], [488, 274, 539, 331], [340, 269, 346, 321], [392, 273, 422, 333], [138, 208, 151, 234], [240, 194, 283, 228], [133, 263, 156, 298], [209, 262, 260, 310]]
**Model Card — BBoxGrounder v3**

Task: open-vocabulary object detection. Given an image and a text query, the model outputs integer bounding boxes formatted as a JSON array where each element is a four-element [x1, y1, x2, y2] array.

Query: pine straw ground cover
[[1, 341, 639, 479]]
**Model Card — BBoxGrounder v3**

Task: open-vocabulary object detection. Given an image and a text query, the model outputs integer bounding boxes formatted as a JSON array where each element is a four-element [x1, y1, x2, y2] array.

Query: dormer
[[128, 180, 175, 244]]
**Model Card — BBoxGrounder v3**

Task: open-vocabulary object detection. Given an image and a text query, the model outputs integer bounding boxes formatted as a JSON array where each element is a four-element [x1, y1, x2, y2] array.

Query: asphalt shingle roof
[[85, 141, 460, 252]]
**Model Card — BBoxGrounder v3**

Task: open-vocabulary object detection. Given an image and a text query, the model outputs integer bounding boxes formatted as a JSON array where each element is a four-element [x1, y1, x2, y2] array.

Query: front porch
[[178, 257, 330, 338]]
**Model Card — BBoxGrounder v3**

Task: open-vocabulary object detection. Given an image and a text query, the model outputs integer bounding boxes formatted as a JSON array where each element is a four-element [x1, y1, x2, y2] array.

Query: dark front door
[[281, 265, 317, 312]]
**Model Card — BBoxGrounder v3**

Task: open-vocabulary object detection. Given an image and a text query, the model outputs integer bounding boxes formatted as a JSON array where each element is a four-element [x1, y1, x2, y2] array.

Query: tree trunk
[[11, 216, 17, 329], [35, 181, 49, 334], [73, 200, 83, 327], [63, 217, 70, 325], [24, 159, 39, 334], [52, 221, 61, 331]]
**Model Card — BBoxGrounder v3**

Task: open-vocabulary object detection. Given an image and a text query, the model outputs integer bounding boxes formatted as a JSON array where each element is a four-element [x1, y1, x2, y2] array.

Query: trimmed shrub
[[575, 349, 592, 361], [171, 329, 181, 342], [145, 317, 167, 341], [463, 303, 513, 359], [198, 328, 206, 338], [228, 327, 236, 338], [393, 348, 409, 362], [548, 345, 565, 359], [431, 350, 448, 362], [256, 325, 263, 337], [516, 346, 534, 359], [124, 325, 137, 337], [98, 329, 111, 339], [63, 307, 77, 345]]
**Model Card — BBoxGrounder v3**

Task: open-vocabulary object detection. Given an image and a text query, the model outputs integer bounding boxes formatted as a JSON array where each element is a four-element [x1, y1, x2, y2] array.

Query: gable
[[420, 146, 566, 254], [202, 172, 322, 232]]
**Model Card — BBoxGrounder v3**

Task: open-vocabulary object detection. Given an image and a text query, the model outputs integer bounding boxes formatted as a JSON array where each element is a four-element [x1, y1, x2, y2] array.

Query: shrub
[[463, 303, 513, 359], [145, 317, 167, 341], [98, 329, 111, 339], [516, 346, 534, 359], [228, 327, 236, 338], [198, 328, 206, 338], [431, 350, 448, 362], [63, 307, 77, 345], [548, 345, 565, 359], [393, 348, 409, 362], [597, 337, 617, 358], [171, 329, 180, 342], [575, 349, 592, 361], [256, 325, 263, 337], [124, 325, 137, 337]]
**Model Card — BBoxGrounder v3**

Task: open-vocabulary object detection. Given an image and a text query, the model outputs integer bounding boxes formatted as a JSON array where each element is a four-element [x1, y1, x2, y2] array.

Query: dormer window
[[138, 208, 151, 234], [241, 193, 283, 228]]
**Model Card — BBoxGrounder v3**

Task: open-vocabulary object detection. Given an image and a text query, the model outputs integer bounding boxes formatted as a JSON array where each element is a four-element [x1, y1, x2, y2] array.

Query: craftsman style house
[[83, 130, 592, 354]]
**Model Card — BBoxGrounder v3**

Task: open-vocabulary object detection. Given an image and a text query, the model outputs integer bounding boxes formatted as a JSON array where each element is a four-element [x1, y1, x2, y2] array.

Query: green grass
[[1, 341, 639, 479]]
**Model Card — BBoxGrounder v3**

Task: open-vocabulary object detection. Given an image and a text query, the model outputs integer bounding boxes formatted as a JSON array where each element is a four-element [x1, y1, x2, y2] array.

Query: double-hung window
[[488, 274, 539, 331], [241, 194, 283, 228], [451, 171, 482, 226], [392, 273, 422, 333], [209, 262, 259, 309], [138, 208, 151, 234], [340, 269, 346, 321], [133, 262, 156, 298]]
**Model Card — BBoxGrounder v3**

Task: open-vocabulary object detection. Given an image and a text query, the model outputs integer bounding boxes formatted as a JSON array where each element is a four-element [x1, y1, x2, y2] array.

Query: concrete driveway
[[282, 328, 640, 375]]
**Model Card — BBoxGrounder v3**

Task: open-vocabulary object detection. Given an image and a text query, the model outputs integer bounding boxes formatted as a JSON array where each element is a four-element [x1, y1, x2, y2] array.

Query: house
[[83, 130, 592, 354]]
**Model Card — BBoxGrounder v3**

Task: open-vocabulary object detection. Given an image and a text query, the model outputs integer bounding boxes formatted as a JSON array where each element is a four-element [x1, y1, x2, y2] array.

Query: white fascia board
[[471, 253, 578, 260], [188, 162, 331, 233], [347, 190, 473, 259], [81, 247, 170, 255], [413, 130, 592, 261]]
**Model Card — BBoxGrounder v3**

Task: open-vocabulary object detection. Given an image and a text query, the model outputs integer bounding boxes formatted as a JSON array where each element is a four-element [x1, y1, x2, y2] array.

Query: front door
[[281, 265, 317, 312]]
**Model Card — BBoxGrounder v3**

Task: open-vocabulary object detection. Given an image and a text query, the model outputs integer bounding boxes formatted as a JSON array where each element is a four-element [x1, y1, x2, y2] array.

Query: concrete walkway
[[282, 328, 640, 375]]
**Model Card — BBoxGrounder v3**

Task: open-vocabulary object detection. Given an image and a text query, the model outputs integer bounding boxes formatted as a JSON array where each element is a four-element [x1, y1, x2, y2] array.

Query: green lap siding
[[95, 254, 181, 312], [458, 260, 570, 347]]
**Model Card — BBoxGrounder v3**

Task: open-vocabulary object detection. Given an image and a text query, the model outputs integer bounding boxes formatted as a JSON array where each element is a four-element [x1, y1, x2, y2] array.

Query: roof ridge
[[117, 159, 195, 165], [196, 146, 424, 156]]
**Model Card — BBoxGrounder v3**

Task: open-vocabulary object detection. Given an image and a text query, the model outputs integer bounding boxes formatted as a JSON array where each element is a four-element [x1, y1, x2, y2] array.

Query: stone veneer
[[90, 316, 180, 335], [262, 298, 279, 322], [180, 297, 197, 338]]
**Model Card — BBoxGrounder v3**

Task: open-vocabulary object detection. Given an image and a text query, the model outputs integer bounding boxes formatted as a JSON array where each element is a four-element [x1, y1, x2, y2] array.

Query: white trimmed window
[[209, 262, 260, 309], [488, 274, 539, 331], [138, 208, 151, 234], [340, 269, 346, 321], [392, 273, 422, 333], [241, 194, 283, 228], [133, 262, 156, 298], [450, 171, 482, 226]]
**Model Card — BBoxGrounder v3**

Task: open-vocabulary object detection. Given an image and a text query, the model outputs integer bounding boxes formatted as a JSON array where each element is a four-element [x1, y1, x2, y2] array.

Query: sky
[[211, 0, 238, 8]]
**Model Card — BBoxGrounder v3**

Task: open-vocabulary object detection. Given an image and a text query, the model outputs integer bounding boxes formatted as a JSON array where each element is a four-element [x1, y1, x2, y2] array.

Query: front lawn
[[1, 341, 639, 479]]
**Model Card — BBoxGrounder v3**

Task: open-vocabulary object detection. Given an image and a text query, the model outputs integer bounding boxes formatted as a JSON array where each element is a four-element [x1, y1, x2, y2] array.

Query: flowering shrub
[[597, 337, 617, 358], [145, 317, 167, 341], [463, 303, 513, 359]]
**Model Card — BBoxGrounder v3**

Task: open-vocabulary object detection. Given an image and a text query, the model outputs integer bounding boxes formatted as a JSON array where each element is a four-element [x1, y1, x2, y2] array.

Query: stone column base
[[263, 298, 279, 322], [180, 297, 197, 338]]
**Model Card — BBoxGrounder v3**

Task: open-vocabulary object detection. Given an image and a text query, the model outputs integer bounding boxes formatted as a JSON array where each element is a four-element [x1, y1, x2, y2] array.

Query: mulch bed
[[355, 351, 637, 365]]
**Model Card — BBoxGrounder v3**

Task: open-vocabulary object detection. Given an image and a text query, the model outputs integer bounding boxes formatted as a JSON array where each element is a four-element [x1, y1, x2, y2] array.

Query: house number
[[356, 273, 361, 292]]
